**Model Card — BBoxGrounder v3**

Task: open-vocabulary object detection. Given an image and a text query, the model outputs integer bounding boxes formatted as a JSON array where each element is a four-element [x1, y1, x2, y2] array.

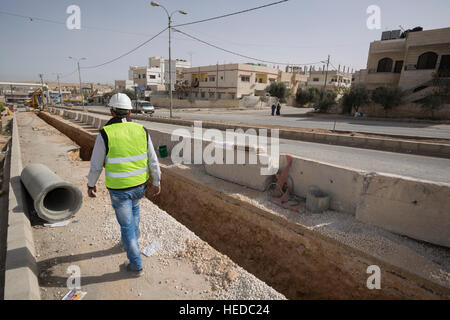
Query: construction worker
[[87, 93, 161, 276]]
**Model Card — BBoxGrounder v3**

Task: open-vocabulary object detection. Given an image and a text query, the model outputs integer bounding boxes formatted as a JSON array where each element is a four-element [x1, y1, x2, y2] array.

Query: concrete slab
[[356, 174, 450, 248], [4, 116, 40, 300]]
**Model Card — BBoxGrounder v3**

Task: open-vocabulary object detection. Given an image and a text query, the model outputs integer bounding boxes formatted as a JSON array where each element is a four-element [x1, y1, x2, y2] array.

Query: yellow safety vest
[[103, 122, 149, 189]]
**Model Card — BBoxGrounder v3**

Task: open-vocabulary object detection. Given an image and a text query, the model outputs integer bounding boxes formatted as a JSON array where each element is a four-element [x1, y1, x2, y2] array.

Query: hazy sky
[[1, 0, 449, 84]]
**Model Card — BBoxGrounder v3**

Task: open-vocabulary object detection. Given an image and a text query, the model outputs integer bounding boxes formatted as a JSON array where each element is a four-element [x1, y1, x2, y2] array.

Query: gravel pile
[[100, 196, 285, 299]]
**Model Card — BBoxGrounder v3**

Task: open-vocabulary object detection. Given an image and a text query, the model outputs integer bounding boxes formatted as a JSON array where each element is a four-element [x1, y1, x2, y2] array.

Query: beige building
[[278, 68, 308, 95], [364, 27, 450, 90], [114, 80, 134, 91], [181, 63, 307, 99], [352, 69, 367, 85], [307, 69, 352, 90], [182, 63, 280, 99]]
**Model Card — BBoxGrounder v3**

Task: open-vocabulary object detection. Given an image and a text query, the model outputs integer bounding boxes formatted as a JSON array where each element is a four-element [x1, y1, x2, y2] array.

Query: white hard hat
[[108, 93, 132, 110]]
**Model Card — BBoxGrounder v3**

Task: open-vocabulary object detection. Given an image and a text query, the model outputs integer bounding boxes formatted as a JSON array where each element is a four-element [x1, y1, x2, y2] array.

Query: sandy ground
[[17, 111, 284, 300]]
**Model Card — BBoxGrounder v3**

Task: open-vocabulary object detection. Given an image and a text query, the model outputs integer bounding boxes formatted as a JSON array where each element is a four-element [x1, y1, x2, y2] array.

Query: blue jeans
[[109, 184, 147, 271]]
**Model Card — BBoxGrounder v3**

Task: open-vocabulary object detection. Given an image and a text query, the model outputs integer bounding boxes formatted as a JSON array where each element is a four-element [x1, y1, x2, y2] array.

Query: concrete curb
[[4, 116, 40, 300], [49, 105, 450, 159]]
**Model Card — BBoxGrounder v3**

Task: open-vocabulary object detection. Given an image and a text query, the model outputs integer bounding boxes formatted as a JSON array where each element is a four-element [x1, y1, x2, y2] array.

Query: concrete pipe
[[21, 163, 83, 223]]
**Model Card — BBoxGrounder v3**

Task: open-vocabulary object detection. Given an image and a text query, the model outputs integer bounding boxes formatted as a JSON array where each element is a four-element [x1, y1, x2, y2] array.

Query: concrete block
[[306, 186, 330, 213], [279, 155, 365, 214], [87, 115, 94, 125], [356, 174, 450, 248], [204, 143, 275, 191], [417, 142, 442, 155], [81, 114, 88, 123], [99, 119, 108, 129], [441, 144, 450, 157], [92, 117, 100, 128], [400, 141, 419, 153], [365, 137, 383, 148], [383, 139, 401, 151]]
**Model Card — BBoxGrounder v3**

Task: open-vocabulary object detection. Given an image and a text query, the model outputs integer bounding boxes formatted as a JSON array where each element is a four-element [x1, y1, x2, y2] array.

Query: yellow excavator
[[25, 87, 46, 109]]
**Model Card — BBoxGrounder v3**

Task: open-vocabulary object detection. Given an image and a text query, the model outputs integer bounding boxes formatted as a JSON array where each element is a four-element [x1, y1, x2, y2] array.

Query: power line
[[172, 28, 323, 67], [173, 0, 289, 27], [81, 27, 168, 69], [0, 10, 153, 37], [59, 69, 79, 79]]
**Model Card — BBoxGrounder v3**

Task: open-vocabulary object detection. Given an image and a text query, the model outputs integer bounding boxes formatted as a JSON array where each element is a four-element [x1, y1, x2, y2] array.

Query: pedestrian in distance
[[87, 93, 161, 277], [271, 103, 276, 116], [276, 102, 281, 116]]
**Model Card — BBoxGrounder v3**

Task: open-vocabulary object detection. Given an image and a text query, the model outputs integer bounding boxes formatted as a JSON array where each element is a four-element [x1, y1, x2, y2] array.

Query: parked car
[[131, 100, 155, 114]]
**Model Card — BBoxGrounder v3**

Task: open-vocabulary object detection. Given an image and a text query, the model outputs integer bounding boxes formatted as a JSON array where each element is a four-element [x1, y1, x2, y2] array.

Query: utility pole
[[55, 73, 63, 106], [77, 61, 83, 106], [323, 54, 330, 91], [69, 56, 87, 110], [151, 2, 187, 118], [168, 15, 173, 117], [39, 73, 46, 110]]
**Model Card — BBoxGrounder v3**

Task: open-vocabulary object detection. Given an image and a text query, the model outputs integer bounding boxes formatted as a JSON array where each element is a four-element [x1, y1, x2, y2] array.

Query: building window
[[201, 92, 205, 98], [241, 76, 250, 82], [209, 76, 215, 82], [313, 78, 319, 82], [417, 52, 438, 70], [149, 75, 156, 79], [394, 60, 404, 73], [438, 55, 450, 77], [377, 57, 393, 72]]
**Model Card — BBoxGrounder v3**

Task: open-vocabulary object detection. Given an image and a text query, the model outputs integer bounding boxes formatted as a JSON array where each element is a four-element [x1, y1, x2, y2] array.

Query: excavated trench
[[38, 111, 450, 300]]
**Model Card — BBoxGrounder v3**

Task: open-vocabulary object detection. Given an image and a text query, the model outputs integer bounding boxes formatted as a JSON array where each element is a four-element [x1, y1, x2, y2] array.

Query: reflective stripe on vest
[[103, 122, 149, 189]]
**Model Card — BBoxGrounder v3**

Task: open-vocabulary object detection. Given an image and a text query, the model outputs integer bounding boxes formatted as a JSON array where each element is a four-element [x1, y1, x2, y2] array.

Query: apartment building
[[128, 65, 163, 89], [114, 80, 134, 91], [363, 27, 450, 90], [306, 68, 352, 89], [278, 67, 308, 95], [182, 63, 284, 99]]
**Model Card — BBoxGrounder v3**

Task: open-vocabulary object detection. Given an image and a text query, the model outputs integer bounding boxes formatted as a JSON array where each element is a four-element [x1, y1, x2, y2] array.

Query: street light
[[150, 1, 187, 118], [69, 56, 87, 109], [53, 73, 63, 106]]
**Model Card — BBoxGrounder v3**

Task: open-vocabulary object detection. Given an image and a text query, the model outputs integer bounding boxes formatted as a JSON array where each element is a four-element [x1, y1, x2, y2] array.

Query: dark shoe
[[123, 261, 144, 277]]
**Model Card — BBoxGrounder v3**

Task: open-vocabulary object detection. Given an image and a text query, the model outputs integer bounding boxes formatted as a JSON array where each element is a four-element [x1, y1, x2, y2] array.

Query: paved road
[[89, 105, 450, 139], [85, 110, 450, 184]]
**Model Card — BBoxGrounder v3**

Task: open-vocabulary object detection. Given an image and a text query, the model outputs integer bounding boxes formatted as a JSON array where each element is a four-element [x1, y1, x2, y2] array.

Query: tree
[[371, 86, 403, 115], [121, 89, 136, 101], [420, 94, 443, 119], [266, 82, 290, 103], [313, 89, 337, 113], [295, 87, 321, 107], [341, 84, 370, 114], [102, 91, 115, 104]]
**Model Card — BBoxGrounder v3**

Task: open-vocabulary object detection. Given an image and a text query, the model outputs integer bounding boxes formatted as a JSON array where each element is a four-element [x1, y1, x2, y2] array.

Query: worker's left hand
[[88, 185, 97, 198], [148, 185, 161, 197]]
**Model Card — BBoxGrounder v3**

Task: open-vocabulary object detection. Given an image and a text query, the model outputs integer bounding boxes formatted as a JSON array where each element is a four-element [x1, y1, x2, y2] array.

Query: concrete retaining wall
[[47, 106, 450, 159], [356, 174, 450, 248], [39, 111, 450, 248], [4, 116, 40, 300]]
